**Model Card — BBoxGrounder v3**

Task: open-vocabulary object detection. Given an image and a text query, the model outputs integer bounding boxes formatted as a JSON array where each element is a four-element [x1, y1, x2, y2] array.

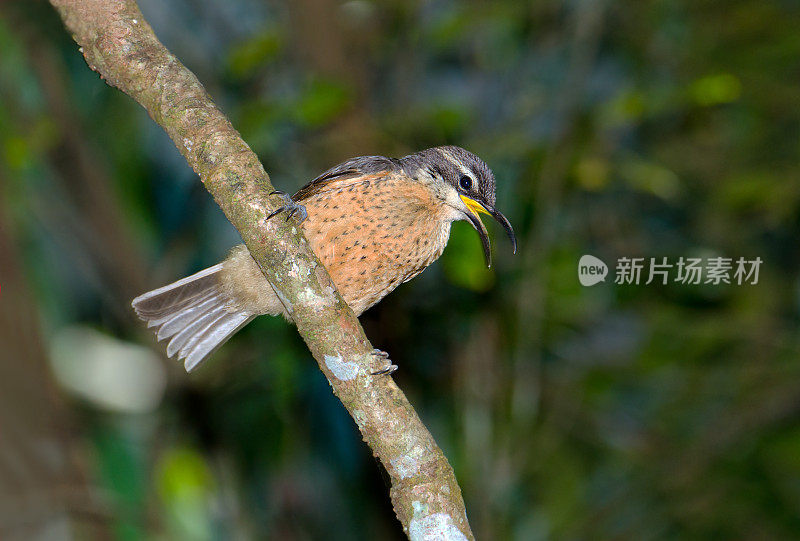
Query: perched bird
[[132, 146, 516, 372]]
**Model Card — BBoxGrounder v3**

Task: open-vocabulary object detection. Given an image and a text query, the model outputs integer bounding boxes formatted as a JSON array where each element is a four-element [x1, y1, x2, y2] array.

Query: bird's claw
[[268, 191, 308, 224], [372, 365, 398, 376], [370, 349, 397, 376]]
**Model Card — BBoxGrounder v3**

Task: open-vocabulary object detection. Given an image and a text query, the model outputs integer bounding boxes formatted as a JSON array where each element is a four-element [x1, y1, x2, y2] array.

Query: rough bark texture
[[49, 1, 473, 538]]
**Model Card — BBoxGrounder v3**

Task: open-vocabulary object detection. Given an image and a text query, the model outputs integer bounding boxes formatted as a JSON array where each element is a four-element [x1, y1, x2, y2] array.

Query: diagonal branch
[[49, 0, 473, 538]]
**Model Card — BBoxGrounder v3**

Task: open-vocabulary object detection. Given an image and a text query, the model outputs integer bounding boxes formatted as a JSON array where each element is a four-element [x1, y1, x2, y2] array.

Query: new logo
[[578, 254, 608, 286]]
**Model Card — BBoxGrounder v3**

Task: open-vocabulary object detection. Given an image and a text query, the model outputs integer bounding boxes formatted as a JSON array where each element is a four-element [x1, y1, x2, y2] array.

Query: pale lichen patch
[[353, 409, 367, 429], [390, 444, 425, 479], [324, 354, 359, 380], [298, 287, 335, 310], [409, 504, 467, 541]]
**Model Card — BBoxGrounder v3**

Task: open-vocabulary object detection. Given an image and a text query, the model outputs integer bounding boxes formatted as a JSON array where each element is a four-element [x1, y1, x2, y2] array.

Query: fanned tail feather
[[132, 264, 254, 371]]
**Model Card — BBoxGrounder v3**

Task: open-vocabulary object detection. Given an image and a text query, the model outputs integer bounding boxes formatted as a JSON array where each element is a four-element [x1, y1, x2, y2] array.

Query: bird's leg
[[370, 348, 398, 376], [268, 191, 308, 224]]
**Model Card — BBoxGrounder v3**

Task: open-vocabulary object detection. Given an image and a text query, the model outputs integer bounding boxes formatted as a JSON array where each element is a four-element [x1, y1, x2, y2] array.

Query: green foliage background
[[2, 0, 800, 539]]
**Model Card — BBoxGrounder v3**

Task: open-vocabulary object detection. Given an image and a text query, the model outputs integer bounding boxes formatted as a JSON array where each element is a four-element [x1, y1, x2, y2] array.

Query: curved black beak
[[461, 196, 517, 268], [488, 206, 517, 255], [464, 210, 493, 267]]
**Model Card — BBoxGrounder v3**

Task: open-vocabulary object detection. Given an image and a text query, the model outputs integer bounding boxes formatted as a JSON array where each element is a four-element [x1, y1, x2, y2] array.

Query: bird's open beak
[[460, 194, 518, 268]]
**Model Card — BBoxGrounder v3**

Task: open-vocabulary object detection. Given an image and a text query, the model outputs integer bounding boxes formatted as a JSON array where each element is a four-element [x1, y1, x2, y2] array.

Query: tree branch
[[49, 0, 473, 538]]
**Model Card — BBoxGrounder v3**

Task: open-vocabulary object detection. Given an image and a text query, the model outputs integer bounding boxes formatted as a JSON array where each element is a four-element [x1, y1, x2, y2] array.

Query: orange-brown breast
[[299, 171, 451, 315]]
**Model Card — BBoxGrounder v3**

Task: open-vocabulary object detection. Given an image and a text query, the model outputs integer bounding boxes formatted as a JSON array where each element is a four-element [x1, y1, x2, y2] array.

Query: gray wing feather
[[183, 312, 254, 372], [132, 264, 254, 371]]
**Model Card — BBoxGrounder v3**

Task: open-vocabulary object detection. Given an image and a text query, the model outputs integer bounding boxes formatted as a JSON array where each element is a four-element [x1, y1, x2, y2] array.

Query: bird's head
[[400, 146, 517, 267]]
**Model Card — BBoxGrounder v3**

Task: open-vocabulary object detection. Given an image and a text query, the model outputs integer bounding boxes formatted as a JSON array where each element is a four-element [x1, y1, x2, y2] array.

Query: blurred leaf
[[575, 156, 611, 190], [93, 427, 146, 541], [295, 78, 353, 127], [689, 73, 742, 106], [761, 428, 800, 516], [599, 89, 646, 127], [156, 446, 215, 541], [425, 5, 470, 50], [157, 446, 214, 502], [716, 171, 800, 225], [618, 156, 681, 200], [429, 104, 470, 138], [227, 29, 283, 79], [3, 135, 30, 170]]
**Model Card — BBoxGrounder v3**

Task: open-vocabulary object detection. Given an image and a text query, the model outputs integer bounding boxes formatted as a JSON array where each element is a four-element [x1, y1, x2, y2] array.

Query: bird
[[131, 146, 516, 373]]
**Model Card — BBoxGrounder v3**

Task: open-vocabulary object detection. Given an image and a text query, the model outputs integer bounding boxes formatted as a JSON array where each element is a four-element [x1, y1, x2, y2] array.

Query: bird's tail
[[131, 264, 254, 371]]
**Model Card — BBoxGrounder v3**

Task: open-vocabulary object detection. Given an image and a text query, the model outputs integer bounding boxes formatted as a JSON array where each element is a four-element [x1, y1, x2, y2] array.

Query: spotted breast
[[219, 169, 452, 318]]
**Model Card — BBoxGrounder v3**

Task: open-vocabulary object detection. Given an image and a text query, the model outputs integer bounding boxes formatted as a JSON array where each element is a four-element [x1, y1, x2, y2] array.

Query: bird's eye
[[459, 175, 473, 191]]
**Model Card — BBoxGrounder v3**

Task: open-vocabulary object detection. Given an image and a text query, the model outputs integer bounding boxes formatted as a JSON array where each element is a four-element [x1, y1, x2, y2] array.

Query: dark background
[[2, 0, 800, 539]]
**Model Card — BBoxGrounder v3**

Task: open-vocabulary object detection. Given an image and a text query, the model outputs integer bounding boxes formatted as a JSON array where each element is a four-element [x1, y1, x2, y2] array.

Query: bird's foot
[[268, 191, 308, 224], [370, 349, 397, 376]]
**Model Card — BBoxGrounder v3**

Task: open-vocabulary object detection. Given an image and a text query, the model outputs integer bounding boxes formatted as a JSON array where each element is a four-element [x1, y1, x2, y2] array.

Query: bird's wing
[[292, 155, 400, 202]]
